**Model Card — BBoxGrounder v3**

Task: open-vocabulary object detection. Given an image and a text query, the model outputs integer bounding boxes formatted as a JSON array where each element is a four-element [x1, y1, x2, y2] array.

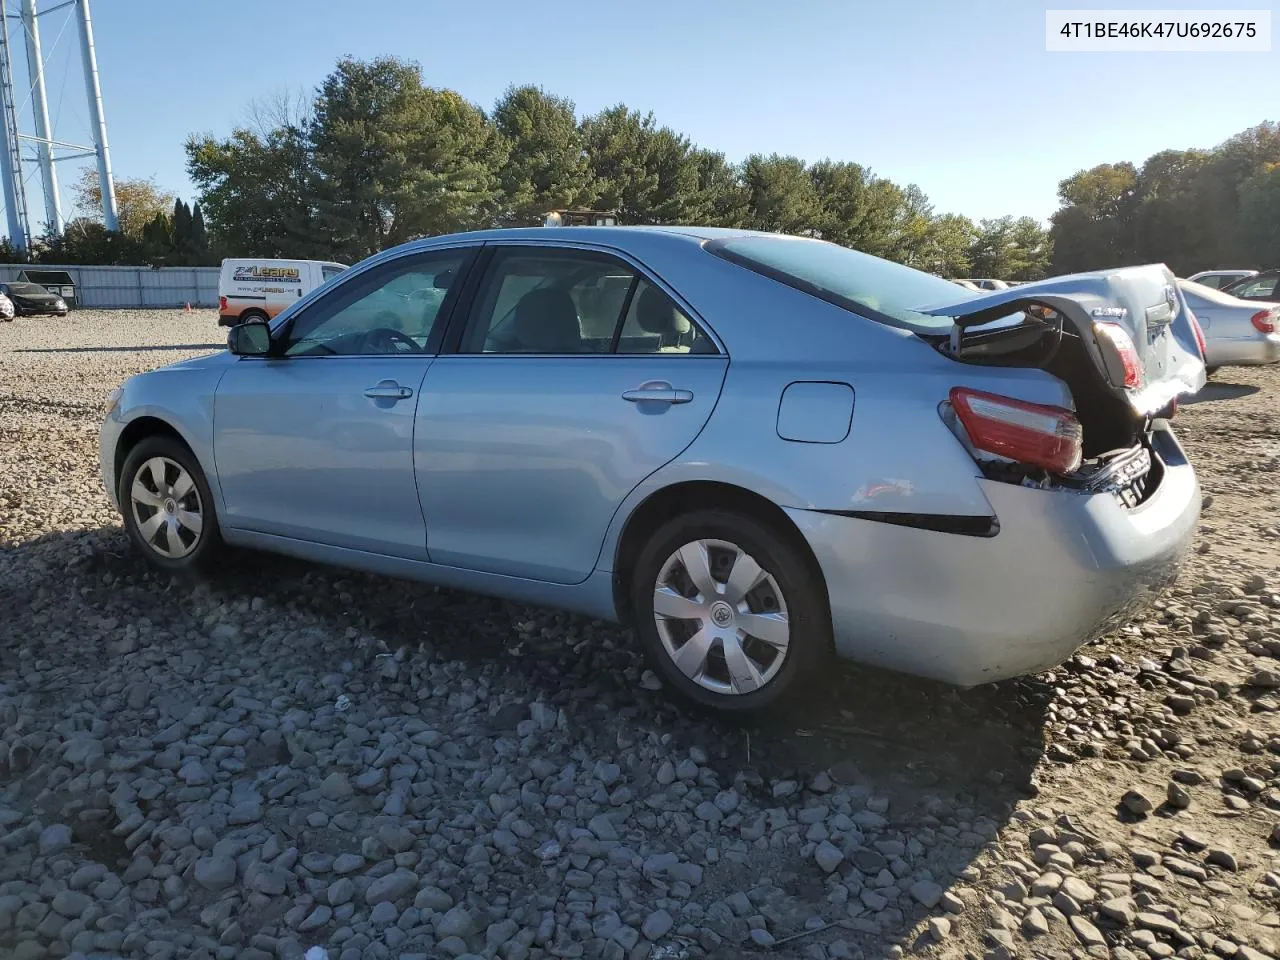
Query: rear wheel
[[119, 436, 223, 574], [238, 309, 268, 326], [631, 509, 831, 713]]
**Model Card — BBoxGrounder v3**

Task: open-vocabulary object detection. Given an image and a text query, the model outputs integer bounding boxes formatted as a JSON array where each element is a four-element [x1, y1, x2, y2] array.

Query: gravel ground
[[2, 308, 1280, 960]]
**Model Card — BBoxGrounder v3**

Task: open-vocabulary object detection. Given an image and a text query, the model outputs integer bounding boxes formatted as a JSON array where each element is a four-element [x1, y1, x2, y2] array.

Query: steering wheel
[[364, 327, 420, 354]]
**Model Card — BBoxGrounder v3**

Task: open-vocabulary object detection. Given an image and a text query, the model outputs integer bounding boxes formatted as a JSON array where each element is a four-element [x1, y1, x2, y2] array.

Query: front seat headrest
[[512, 288, 582, 353]]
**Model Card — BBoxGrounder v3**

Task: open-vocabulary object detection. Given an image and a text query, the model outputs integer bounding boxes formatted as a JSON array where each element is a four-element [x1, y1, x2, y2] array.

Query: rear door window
[[459, 247, 717, 355]]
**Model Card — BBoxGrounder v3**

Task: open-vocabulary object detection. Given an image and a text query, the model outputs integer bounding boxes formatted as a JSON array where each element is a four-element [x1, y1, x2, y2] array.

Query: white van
[[217, 258, 348, 327]]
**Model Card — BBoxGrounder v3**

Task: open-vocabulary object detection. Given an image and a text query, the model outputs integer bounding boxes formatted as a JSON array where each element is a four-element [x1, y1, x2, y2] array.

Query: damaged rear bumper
[[788, 423, 1199, 686]]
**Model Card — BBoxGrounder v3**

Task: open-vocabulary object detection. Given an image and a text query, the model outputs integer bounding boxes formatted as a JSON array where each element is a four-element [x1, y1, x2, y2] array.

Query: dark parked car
[[1222, 269, 1280, 303], [1, 281, 68, 317]]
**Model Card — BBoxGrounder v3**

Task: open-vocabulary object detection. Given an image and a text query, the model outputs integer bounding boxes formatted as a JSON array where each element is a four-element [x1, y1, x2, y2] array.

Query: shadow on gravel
[[12, 343, 224, 353], [5, 525, 1049, 952], [1185, 380, 1262, 403]]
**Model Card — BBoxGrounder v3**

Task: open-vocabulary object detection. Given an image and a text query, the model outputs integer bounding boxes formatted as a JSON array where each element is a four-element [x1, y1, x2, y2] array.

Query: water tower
[[0, 0, 117, 252]]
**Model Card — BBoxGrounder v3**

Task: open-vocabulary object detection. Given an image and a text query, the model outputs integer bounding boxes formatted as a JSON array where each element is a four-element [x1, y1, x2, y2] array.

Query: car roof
[[402, 224, 768, 249]]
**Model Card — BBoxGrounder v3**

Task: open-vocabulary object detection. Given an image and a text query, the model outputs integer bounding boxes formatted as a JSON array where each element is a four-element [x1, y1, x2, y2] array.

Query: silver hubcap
[[129, 456, 203, 559], [653, 538, 790, 696]]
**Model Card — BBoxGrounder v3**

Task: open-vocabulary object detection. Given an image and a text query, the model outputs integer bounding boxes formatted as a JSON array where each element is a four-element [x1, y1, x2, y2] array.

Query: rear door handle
[[364, 380, 414, 401], [622, 381, 693, 405]]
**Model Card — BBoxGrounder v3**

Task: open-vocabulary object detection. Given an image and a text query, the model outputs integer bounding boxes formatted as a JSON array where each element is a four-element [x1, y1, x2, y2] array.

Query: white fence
[[0, 263, 219, 308]]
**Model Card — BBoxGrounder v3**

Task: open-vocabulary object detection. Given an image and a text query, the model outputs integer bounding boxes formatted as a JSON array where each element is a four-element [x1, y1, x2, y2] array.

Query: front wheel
[[631, 509, 831, 713], [119, 436, 224, 574]]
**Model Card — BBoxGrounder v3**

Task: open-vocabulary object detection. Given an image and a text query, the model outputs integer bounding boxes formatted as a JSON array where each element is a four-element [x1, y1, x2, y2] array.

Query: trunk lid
[[918, 264, 1205, 416]]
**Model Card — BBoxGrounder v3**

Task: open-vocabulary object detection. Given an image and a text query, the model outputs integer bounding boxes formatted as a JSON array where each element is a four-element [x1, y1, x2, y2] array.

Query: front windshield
[[8, 282, 52, 296], [706, 234, 976, 332]]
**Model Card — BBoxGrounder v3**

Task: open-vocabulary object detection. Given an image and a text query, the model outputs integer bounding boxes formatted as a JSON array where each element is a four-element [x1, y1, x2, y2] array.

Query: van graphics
[[232, 266, 301, 283]]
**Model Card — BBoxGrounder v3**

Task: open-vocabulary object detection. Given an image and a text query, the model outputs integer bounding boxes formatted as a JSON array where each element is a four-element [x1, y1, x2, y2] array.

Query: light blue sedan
[[101, 227, 1206, 712]]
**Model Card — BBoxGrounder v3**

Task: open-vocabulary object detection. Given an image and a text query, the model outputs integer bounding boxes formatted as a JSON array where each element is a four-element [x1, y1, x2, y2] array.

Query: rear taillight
[[1188, 311, 1207, 358], [1093, 321, 1144, 388], [219, 295, 228, 312], [1251, 309, 1277, 334], [950, 387, 1083, 475]]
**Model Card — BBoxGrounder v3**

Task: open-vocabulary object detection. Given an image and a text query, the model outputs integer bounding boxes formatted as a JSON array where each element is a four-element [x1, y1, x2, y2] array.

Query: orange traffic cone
[[185, 302, 192, 313]]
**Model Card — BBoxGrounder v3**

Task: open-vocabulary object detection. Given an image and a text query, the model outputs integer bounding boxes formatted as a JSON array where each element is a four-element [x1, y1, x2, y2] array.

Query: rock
[[814, 841, 844, 874], [910, 880, 944, 908], [588, 814, 618, 841], [486, 918, 518, 948], [941, 891, 965, 914], [929, 917, 952, 941], [320, 772, 353, 800], [1206, 847, 1239, 871], [435, 906, 474, 939], [1060, 876, 1095, 903], [1246, 670, 1280, 689], [1070, 915, 1106, 947], [749, 928, 776, 947], [38, 823, 73, 856], [1100, 897, 1137, 925], [51, 890, 90, 917], [326, 878, 354, 906], [364, 870, 417, 905], [297, 905, 331, 932], [694, 801, 721, 823], [331, 853, 364, 875], [1023, 909, 1050, 937], [1168, 781, 1192, 809], [1122, 789, 1154, 816], [642, 909, 674, 941], [194, 855, 237, 892]]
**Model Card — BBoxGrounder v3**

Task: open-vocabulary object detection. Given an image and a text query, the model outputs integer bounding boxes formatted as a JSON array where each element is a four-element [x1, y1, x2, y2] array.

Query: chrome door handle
[[364, 380, 413, 400], [622, 382, 693, 404]]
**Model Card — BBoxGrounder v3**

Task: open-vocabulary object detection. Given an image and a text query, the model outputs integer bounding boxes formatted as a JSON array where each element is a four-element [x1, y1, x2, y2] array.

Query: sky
[[7, 0, 1279, 236]]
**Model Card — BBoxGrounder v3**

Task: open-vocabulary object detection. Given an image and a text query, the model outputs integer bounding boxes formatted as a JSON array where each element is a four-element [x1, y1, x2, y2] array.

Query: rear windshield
[[705, 234, 972, 332], [7, 282, 50, 296], [1179, 278, 1248, 305]]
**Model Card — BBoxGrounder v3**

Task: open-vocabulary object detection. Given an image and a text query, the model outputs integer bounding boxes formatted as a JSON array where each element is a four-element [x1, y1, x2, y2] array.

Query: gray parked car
[[1186, 269, 1257, 291], [100, 228, 1205, 712], [1179, 279, 1280, 371]]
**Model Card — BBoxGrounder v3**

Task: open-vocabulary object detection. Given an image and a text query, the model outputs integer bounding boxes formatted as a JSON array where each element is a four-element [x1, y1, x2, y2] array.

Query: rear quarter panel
[[593, 241, 1077, 572]]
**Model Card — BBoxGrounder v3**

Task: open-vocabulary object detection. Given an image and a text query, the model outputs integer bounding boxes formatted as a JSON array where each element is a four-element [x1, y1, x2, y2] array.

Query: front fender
[[103, 357, 232, 511]]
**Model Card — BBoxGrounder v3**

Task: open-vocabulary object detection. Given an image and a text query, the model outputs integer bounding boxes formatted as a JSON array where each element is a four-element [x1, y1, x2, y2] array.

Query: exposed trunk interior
[[925, 313, 1143, 456], [923, 313, 1163, 506]]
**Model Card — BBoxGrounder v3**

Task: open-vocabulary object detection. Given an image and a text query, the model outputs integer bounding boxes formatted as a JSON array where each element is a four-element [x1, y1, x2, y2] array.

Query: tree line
[[0, 168, 211, 266], [1050, 121, 1280, 276], [4, 55, 1274, 280], [182, 56, 1052, 280]]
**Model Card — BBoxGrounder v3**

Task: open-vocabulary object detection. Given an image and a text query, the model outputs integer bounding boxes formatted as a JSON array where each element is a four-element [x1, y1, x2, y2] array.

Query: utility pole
[[0, 0, 116, 250], [20, 0, 61, 235], [0, 9, 29, 251], [75, 0, 116, 231]]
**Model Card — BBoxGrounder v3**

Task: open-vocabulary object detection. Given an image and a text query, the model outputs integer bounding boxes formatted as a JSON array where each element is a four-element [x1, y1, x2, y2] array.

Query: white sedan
[[1179, 279, 1280, 371]]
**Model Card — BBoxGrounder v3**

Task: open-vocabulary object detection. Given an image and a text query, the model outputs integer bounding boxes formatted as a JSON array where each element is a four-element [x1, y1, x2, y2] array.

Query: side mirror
[[228, 319, 272, 356]]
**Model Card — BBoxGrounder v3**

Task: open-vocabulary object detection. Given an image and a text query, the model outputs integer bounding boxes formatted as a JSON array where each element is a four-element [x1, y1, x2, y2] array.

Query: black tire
[[238, 309, 269, 326], [630, 508, 831, 713], [118, 436, 224, 575], [1205, 366, 1220, 378]]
